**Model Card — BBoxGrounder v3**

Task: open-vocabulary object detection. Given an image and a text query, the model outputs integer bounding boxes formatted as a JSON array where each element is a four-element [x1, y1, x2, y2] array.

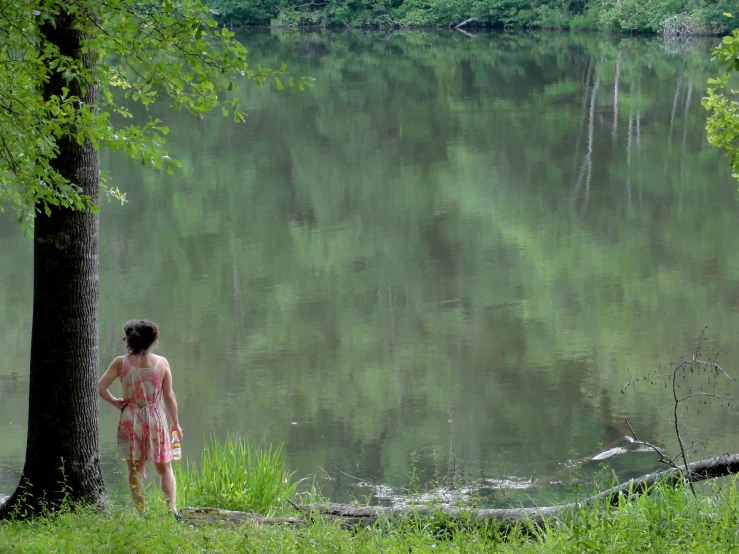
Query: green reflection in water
[[2, 30, 739, 505]]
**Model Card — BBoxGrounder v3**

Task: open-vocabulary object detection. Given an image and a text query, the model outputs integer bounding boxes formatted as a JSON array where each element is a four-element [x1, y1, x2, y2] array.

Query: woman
[[98, 319, 183, 518]]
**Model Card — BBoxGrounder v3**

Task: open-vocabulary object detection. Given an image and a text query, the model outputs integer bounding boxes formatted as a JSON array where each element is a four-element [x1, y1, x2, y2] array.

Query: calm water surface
[[2, 30, 739, 506]]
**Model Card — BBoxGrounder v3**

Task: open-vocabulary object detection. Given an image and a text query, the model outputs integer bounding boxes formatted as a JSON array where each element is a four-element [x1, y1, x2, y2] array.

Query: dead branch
[[454, 17, 476, 29], [374, 14, 407, 27], [621, 333, 737, 497], [625, 419, 675, 468], [662, 14, 694, 37], [181, 453, 739, 529]]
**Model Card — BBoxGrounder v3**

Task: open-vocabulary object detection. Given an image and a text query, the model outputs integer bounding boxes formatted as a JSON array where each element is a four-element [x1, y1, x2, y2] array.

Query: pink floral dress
[[117, 355, 172, 468]]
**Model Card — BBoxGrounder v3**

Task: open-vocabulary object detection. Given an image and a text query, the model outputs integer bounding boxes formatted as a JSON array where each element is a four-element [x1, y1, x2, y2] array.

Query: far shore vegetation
[[205, 0, 739, 34]]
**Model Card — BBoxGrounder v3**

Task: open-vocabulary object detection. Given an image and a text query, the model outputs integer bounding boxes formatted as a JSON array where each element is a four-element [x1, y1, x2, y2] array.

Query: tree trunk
[[0, 6, 105, 518]]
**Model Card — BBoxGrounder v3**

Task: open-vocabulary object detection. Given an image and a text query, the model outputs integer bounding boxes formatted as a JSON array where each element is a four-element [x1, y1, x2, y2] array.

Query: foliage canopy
[[704, 15, 739, 184], [0, 0, 310, 230]]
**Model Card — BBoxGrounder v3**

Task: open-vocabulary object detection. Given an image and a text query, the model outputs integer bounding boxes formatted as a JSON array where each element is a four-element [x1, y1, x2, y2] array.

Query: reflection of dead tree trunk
[[636, 83, 642, 207], [625, 80, 635, 202], [626, 111, 633, 201], [182, 453, 739, 529], [570, 59, 593, 192], [636, 100, 641, 151], [612, 55, 621, 141], [585, 77, 600, 209], [680, 84, 692, 186], [668, 71, 683, 143], [573, 76, 599, 212], [664, 71, 683, 181]]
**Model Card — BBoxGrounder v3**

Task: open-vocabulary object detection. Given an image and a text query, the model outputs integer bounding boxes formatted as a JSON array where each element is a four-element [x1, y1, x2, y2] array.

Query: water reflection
[[1, 30, 738, 505]]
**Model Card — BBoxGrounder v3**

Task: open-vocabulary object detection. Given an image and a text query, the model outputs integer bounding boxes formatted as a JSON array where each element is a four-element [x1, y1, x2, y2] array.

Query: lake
[[2, 29, 739, 507]]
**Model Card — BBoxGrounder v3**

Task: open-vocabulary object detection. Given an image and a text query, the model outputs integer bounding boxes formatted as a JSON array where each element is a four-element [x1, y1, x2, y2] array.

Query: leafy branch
[[0, 0, 314, 227]]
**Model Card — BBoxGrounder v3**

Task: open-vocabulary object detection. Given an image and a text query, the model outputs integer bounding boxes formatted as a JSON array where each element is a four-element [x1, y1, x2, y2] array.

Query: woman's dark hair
[[123, 320, 159, 355]]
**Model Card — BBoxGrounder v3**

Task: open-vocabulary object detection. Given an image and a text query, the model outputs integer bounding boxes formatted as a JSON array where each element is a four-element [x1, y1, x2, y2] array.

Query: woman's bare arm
[[161, 358, 183, 439], [98, 357, 125, 410]]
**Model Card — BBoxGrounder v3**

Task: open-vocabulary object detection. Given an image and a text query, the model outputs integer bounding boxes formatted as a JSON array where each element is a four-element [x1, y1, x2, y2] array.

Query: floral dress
[[117, 355, 172, 469]]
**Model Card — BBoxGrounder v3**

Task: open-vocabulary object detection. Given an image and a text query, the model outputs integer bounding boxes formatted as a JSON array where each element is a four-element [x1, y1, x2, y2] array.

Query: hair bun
[[122, 320, 160, 355]]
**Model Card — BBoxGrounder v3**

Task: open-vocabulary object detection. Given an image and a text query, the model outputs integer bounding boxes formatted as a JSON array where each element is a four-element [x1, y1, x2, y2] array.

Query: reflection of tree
[[573, 75, 600, 213], [1, 31, 737, 501]]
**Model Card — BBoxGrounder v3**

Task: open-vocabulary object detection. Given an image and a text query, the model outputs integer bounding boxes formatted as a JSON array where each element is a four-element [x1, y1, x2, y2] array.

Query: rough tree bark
[[0, 6, 105, 518]]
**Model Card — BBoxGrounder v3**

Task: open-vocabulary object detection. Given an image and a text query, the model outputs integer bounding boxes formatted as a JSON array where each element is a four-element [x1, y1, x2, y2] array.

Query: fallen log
[[182, 453, 739, 529], [179, 507, 301, 527], [179, 506, 367, 528]]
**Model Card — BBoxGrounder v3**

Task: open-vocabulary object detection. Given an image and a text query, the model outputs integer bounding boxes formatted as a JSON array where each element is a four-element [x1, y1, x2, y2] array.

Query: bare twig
[[333, 467, 368, 483], [316, 466, 334, 480], [625, 419, 675, 468], [671, 363, 695, 495], [622, 331, 737, 497]]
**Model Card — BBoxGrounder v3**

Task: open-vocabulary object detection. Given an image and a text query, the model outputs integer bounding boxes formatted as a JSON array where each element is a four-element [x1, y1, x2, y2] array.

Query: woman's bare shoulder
[[157, 356, 171, 370], [104, 356, 124, 377]]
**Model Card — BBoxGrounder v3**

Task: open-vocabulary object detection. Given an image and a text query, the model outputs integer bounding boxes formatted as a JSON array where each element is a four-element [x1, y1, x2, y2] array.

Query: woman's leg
[[153, 461, 177, 511], [126, 460, 146, 510]]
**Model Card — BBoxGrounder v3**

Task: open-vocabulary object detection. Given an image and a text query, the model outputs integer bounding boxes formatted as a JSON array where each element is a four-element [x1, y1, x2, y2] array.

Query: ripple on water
[[350, 475, 538, 509]]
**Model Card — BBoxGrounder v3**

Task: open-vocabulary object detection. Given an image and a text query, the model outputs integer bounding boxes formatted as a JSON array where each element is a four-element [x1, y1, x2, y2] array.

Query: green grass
[[3, 480, 739, 553], [173, 435, 298, 515]]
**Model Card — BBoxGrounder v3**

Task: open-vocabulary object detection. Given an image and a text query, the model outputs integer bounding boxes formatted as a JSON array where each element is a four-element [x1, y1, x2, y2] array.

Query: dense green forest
[[206, 0, 739, 33]]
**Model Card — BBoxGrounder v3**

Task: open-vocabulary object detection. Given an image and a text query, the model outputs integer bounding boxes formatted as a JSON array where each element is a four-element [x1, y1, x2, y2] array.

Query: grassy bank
[[3, 438, 739, 552], [2, 482, 739, 552]]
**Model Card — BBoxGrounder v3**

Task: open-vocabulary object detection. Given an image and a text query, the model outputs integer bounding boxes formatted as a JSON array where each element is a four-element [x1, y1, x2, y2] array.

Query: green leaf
[[0, 0, 303, 225]]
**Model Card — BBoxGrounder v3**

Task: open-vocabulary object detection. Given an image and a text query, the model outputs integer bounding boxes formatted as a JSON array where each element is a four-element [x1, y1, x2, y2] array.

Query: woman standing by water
[[98, 320, 183, 518]]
